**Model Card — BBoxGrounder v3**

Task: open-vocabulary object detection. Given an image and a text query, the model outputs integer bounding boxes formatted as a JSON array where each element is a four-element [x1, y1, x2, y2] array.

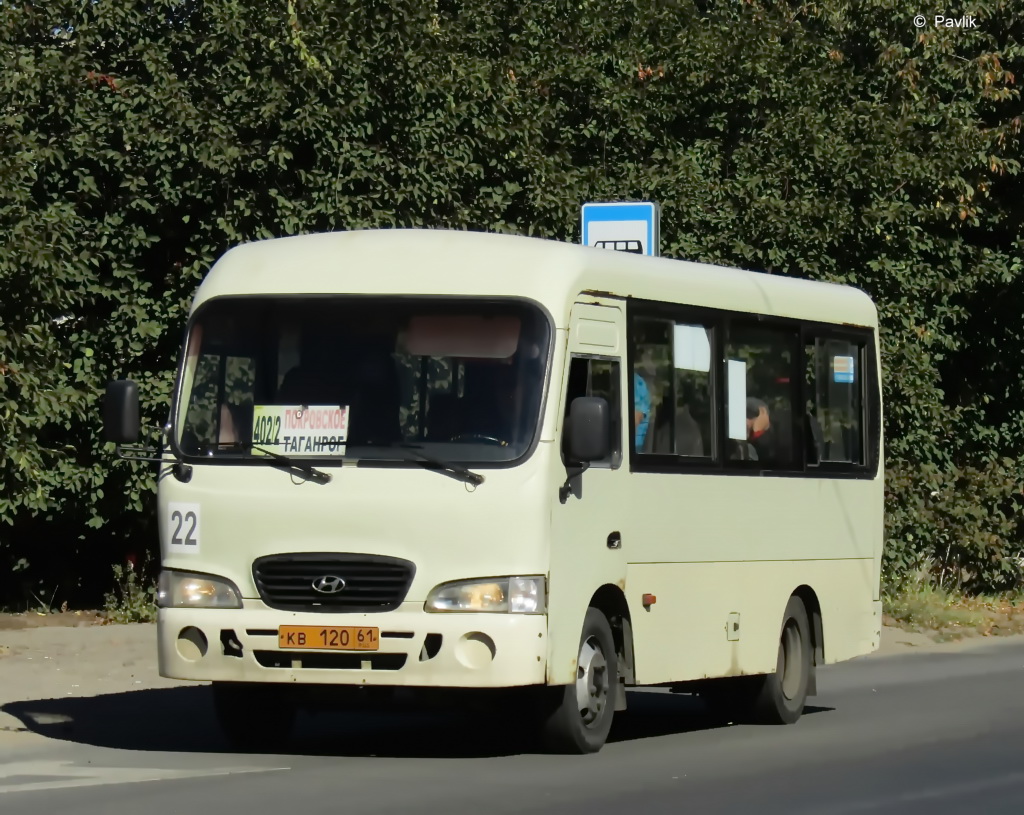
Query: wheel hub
[[575, 635, 608, 726], [779, 619, 804, 701]]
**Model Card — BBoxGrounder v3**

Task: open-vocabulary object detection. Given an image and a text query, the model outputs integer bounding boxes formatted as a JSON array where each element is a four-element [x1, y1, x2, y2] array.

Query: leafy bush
[[884, 458, 1024, 595], [102, 560, 158, 624], [1, 1, 1022, 602]]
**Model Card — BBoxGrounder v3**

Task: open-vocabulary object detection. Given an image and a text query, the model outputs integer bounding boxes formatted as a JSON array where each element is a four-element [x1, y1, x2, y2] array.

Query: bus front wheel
[[540, 607, 618, 754]]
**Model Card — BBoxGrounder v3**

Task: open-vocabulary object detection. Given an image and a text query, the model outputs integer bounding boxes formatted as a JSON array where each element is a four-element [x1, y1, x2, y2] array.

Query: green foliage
[[884, 458, 1024, 594], [1, 0, 1022, 601], [102, 560, 158, 624]]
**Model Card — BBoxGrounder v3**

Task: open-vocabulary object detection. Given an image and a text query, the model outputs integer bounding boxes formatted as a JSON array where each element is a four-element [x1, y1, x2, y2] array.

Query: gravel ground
[[0, 623, 191, 735]]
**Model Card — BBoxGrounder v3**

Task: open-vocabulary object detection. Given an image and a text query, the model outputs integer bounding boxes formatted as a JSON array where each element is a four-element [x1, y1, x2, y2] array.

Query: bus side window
[[631, 317, 715, 460], [805, 337, 865, 465], [724, 324, 800, 470], [563, 356, 622, 468]]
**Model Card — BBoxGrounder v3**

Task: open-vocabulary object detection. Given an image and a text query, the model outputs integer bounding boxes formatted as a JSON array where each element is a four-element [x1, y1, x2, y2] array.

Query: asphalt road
[[2, 638, 1024, 814]]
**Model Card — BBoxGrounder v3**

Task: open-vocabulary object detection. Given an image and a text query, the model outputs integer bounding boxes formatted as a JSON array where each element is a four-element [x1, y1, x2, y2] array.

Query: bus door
[[546, 301, 630, 690]]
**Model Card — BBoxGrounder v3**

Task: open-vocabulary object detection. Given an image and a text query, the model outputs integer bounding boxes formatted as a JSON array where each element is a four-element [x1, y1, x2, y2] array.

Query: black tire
[[701, 597, 812, 725], [540, 607, 618, 754], [750, 595, 812, 724], [212, 682, 296, 752]]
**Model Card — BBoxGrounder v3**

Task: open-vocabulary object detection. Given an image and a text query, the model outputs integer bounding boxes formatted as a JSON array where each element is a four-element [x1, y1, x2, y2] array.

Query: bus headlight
[[157, 570, 242, 609], [424, 576, 546, 614]]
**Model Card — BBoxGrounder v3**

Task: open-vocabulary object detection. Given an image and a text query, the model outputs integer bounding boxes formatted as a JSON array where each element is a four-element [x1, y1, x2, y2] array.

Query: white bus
[[104, 229, 883, 754]]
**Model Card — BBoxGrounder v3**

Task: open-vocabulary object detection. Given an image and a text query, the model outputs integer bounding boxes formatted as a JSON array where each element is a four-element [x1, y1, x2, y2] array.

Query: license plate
[[278, 626, 379, 651]]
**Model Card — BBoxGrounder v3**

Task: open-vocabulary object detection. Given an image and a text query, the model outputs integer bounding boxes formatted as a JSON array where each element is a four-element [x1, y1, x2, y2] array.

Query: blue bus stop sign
[[581, 201, 660, 257]]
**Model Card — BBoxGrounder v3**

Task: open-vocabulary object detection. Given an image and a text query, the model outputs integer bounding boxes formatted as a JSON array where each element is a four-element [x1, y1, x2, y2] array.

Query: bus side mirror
[[567, 396, 610, 463], [103, 380, 141, 444]]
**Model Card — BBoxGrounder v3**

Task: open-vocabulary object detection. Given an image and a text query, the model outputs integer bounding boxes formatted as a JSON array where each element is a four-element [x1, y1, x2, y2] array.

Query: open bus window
[[562, 356, 622, 468]]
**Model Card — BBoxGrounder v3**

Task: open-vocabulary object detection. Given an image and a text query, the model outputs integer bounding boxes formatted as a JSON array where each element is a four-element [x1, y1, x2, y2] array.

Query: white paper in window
[[727, 359, 747, 440], [673, 324, 711, 372]]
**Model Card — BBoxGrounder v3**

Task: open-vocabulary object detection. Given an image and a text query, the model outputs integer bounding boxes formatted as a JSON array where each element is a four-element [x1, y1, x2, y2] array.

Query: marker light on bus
[[424, 576, 546, 614], [157, 570, 243, 609]]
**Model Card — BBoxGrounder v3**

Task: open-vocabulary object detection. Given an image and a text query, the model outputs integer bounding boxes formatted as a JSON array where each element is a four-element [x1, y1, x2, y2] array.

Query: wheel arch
[[791, 585, 823, 696], [588, 584, 634, 709]]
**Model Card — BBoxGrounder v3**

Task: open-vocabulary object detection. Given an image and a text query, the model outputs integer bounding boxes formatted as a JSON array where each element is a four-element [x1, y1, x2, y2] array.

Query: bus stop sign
[[581, 201, 660, 257]]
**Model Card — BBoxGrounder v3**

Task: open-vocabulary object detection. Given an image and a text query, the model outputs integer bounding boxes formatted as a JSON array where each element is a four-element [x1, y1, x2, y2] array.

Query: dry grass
[[884, 583, 1024, 642]]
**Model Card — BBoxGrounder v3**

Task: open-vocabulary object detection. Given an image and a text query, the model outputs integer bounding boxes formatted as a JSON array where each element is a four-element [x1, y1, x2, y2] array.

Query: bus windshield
[[173, 297, 550, 465]]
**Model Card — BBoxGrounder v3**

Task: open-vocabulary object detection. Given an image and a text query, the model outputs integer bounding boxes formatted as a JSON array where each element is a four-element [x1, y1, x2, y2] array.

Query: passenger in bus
[[217, 402, 253, 446], [746, 397, 775, 461], [633, 372, 651, 451]]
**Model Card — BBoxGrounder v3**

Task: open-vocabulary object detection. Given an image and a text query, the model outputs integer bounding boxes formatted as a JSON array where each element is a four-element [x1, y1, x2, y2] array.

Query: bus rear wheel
[[212, 682, 296, 752], [750, 595, 812, 724], [540, 608, 618, 754], [702, 596, 811, 725]]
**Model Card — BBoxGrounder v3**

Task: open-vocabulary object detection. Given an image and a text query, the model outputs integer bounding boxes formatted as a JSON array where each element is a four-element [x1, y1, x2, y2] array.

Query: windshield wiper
[[378, 443, 485, 487], [211, 442, 333, 485]]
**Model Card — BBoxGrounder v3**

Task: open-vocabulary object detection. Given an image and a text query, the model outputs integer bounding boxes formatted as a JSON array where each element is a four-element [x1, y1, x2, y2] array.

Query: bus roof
[[191, 229, 877, 328]]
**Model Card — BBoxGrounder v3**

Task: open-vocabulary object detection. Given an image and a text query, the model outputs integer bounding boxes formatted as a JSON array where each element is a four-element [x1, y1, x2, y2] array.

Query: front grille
[[253, 553, 415, 613]]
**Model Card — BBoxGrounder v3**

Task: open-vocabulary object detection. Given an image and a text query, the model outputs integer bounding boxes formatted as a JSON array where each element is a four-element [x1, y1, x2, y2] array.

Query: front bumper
[[158, 602, 549, 688]]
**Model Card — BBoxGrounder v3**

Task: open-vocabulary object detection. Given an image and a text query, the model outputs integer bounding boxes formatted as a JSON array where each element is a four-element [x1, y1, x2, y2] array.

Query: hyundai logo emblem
[[312, 575, 347, 594]]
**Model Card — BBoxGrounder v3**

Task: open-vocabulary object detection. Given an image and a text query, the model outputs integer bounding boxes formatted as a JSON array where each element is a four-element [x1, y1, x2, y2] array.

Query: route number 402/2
[[167, 503, 201, 553]]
